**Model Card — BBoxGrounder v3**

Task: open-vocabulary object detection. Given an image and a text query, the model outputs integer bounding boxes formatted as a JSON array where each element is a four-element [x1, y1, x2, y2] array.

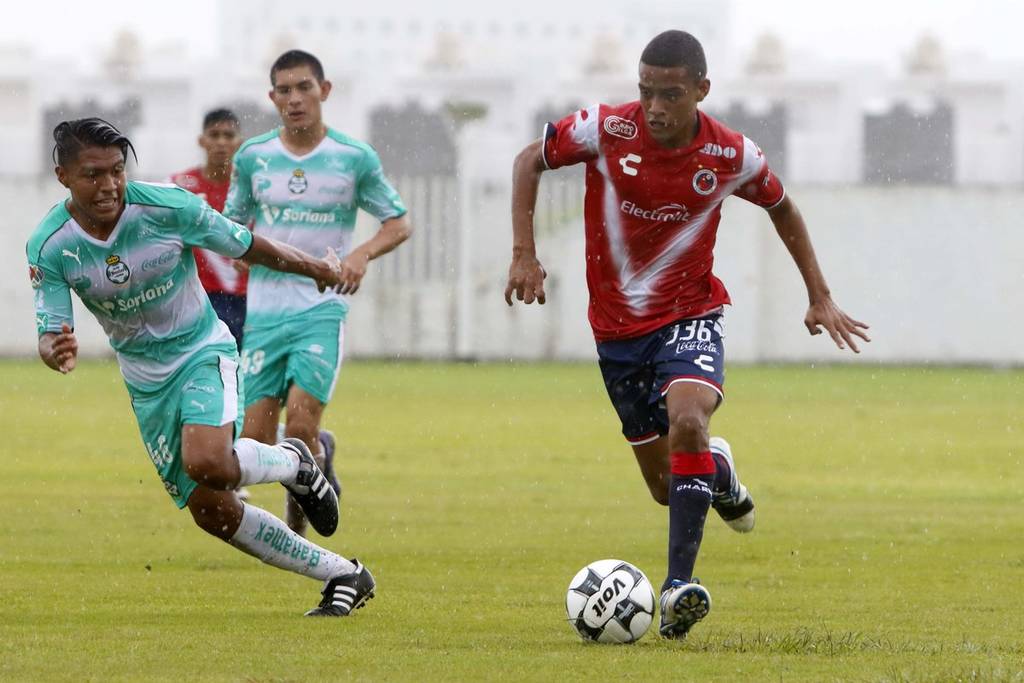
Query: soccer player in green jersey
[[28, 118, 374, 616], [224, 50, 412, 536]]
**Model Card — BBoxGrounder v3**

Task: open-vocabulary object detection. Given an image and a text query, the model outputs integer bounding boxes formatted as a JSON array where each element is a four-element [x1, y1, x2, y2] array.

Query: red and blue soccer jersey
[[542, 103, 785, 341], [169, 168, 248, 296]]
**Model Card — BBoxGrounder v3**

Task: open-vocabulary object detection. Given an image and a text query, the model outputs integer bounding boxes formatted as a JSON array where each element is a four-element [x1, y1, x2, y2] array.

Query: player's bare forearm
[[511, 140, 545, 258], [352, 215, 412, 262], [767, 196, 831, 303], [506, 140, 548, 305], [242, 234, 336, 287], [337, 216, 412, 295], [767, 195, 871, 352]]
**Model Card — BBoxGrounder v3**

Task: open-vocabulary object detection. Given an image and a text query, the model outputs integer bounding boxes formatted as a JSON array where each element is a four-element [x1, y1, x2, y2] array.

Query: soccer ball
[[565, 559, 655, 644]]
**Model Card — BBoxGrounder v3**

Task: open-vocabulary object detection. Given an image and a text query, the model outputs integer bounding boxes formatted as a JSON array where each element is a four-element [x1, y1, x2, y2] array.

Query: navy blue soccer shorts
[[596, 312, 725, 446]]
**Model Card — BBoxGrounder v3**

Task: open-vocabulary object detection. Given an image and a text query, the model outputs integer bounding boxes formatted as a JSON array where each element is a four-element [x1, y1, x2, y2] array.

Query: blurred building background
[[2, 0, 1022, 364]]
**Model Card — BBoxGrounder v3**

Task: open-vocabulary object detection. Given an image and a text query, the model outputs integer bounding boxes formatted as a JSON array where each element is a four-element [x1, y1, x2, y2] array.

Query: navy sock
[[664, 451, 716, 593], [711, 450, 732, 494]]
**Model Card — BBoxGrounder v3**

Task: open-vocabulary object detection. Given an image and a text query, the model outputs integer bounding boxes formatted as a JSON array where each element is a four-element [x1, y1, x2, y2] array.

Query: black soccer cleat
[[280, 437, 339, 537], [319, 429, 342, 497], [305, 560, 376, 617]]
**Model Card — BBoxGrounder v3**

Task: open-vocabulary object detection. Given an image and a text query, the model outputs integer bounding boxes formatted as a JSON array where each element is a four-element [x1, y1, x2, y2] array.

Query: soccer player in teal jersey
[[28, 118, 375, 616], [224, 50, 412, 536]]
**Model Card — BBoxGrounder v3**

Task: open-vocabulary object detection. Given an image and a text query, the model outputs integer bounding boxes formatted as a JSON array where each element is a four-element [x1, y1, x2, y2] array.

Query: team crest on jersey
[[692, 169, 718, 196], [288, 169, 308, 194], [604, 116, 638, 140], [28, 264, 43, 289], [105, 254, 131, 285]]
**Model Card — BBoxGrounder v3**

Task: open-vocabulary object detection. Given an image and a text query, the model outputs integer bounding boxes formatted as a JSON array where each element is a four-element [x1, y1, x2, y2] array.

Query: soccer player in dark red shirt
[[505, 30, 870, 639], [170, 109, 247, 346]]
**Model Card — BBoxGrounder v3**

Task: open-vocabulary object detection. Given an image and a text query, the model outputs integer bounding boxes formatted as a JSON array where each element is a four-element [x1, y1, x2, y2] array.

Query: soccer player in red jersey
[[170, 109, 247, 347], [505, 30, 870, 638]]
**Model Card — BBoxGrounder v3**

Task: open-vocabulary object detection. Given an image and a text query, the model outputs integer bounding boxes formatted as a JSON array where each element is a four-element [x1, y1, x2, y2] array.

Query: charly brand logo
[[105, 254, 131, 285], [603, 115, 638, 140], [700, 143, 737, 159], [28, 265, 44, 289], [692, 169, 718, 196], [288, 168, 309, 194]]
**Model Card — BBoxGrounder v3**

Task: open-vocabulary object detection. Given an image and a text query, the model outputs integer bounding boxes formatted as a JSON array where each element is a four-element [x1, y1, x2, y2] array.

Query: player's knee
[[183, 453, 237, 490], [284, 415, 318, 449], [666, 410, 709, 446]]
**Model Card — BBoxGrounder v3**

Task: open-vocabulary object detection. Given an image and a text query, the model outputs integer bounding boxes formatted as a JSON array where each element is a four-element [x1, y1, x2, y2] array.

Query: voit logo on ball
[[105, 254, 131, 285]]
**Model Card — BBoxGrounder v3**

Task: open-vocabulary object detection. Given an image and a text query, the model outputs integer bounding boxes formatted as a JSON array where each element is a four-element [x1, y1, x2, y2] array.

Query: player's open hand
[[337, 247, 369, 295], [505, 254, 547, 306], [805, 298, 871, 353], [49, 322, 78, 374]]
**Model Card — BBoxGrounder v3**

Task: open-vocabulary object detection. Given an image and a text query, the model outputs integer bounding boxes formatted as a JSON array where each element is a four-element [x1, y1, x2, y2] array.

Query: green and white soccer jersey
[[224, 127, 406, 327], [26, 181, 253, 507]]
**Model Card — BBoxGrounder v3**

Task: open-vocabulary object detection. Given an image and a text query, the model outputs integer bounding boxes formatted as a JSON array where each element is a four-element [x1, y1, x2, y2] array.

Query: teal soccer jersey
[[223, 127, 406, 327], [26, 181, 253, 391]]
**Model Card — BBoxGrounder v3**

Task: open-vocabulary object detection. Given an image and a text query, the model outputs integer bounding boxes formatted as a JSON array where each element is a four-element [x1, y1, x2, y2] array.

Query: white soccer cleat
[[710, 436, 755, 533]]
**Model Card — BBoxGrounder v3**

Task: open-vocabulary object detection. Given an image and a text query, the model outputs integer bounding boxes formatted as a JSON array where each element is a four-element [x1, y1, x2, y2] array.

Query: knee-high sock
[[229, 502, 355, 580], [233, 438, 300, 486], [665, 450, 715, 592]]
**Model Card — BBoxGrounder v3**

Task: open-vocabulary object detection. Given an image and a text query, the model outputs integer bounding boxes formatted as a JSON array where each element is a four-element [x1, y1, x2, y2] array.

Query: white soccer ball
[[565, 559, 655, 644]]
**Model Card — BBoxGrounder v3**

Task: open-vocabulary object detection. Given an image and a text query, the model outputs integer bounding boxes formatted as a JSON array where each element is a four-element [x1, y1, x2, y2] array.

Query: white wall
[[5, 181, 1021, 365]]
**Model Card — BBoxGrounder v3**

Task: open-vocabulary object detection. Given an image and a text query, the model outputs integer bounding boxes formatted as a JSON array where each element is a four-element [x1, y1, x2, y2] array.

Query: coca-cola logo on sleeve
[[603, 116, 638, 140]]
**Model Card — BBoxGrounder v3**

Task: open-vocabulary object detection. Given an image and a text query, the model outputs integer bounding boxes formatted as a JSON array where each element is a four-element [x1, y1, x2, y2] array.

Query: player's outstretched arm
[[241, 234, 341, 292], [506, 139, 548, 306], [38, 323, 78, 374], [339, 215, 412, 295], [767, 195, 871, 353]]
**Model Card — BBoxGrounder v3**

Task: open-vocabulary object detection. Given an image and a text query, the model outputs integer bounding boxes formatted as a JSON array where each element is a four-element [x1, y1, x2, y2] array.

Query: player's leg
[[185, 483, 373, 616], [181, 355, 339, 536], [282, 386, 327, 535], [280, 314, 345, 535], [631, 438, 670, 505]]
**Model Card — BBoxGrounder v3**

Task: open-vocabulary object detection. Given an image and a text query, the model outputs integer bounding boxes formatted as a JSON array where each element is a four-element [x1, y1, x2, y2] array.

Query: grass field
[[1, 359, 1022, 682]]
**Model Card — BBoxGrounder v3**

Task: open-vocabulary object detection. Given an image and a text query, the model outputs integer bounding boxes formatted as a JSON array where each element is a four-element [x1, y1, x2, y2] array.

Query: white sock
[[234, 438, 300, 486], [229, 503, 356, 580], [276, 423, 287, 442]]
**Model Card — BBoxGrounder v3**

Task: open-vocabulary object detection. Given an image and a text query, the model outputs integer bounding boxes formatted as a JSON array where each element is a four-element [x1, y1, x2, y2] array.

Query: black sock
[[663, 473, 714, 593]]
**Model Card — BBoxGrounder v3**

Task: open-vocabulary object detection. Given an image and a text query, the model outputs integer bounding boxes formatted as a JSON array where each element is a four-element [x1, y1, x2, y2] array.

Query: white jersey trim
[[218, 355, 239, 427]]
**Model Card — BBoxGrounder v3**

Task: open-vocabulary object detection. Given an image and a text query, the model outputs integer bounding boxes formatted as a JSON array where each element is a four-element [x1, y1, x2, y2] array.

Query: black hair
[[202, 108, 240, 130], [640, 30, 707, 80], [52, 117, 137, 167], [270, 49, 325, 85]]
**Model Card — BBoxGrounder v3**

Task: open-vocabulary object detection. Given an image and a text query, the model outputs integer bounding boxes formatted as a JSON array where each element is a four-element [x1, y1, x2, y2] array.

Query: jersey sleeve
[[541, 105, 600, 170], [180, 190, 254, 258], [355, 147, 407, 222], [222, 151, 255, 224], [27, 255, 73, 337], [732, 136, 785, 209]]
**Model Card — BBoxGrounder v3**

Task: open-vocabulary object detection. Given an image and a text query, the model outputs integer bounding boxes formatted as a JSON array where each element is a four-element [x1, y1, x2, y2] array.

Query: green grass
[[1, 360, 1022, 682]]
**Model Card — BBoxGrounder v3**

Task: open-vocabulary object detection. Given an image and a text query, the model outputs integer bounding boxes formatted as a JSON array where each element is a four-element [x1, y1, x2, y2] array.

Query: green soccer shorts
[[127, 350, 245, 508], [240, 309, 345, 407]]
